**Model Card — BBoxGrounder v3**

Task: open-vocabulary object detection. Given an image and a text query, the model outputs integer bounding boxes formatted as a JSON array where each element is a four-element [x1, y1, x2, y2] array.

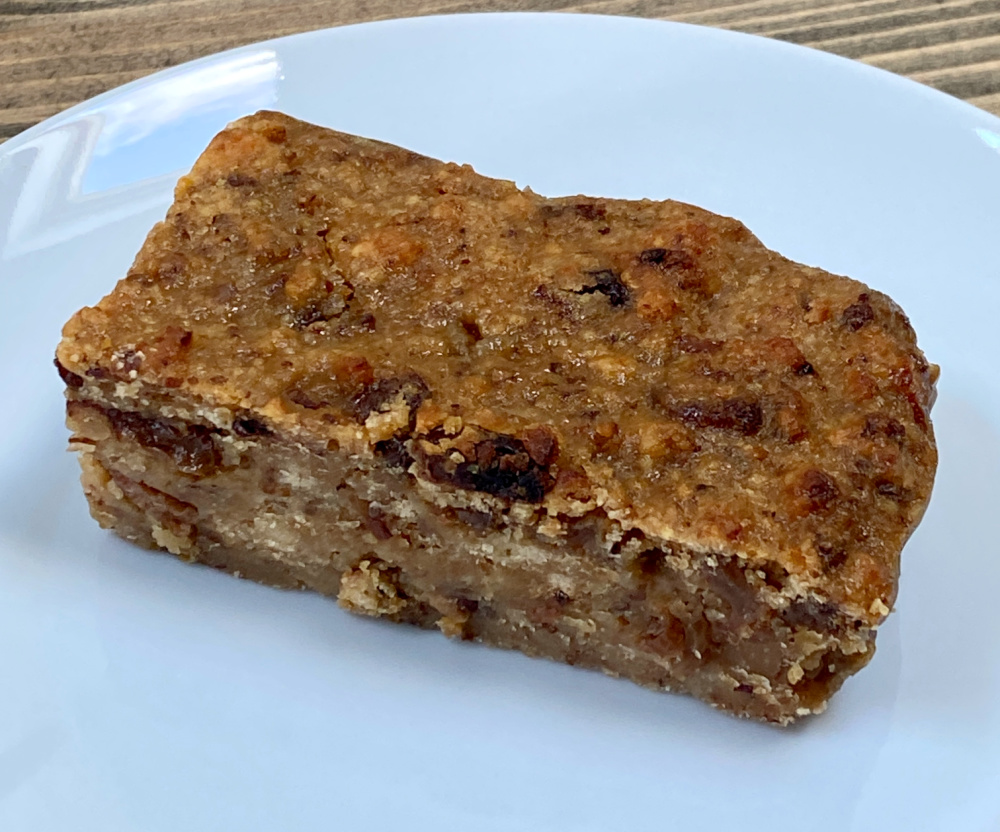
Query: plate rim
[[1, 10, 999, 830]]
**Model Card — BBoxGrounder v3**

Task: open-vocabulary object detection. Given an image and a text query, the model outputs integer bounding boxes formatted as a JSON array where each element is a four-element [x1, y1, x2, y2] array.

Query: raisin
[[735, 683, 754, 694], [783, 598, 840, 631], [54, 358, 84, 388], [574, 203, 606, 221], [639, 248, 695, 271], [817, 540, 849, 570], [262, 124, 287, 143], [657, 248, 697, 271], [521, 425, 559, 466], [676, 397, 764, 436], [842, 293, 875, 331], [364, 505, 393, 541], [425, 433, 554, 502], [106, 409, 222, 477], [575, 269, 630, 307], [232, 417, 272, 437], [374, 434, 414, 470], [874, 479, 910, 502], [226, 172, 258, 188], [862, 413, 905, 442], [794, 361, 815, 376], [676, 271, 707, 292], [351, 373, 430, 426], [634, 548, 666, 575], [553, 590, 572, 606], [455, 597, 480, 614], [799, 469, 839, 512], [286, 388, 326, 410], [460, 317, 483, 343], [892, 366, 929, 431]]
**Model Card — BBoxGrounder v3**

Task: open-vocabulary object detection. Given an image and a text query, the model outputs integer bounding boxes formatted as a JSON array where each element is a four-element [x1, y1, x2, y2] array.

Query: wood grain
[[1, 0, 999, 142]]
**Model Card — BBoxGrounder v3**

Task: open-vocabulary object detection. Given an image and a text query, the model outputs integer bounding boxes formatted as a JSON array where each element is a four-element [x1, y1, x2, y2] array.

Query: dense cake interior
[[66, 395, 874, 723]]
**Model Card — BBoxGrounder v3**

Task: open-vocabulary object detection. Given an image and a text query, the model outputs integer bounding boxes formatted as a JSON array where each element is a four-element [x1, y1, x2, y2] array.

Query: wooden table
[[2, 0, 999, 143]]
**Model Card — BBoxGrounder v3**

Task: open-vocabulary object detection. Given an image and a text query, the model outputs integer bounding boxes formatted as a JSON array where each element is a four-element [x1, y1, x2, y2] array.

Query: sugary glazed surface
[[59, 111, 936, 622]]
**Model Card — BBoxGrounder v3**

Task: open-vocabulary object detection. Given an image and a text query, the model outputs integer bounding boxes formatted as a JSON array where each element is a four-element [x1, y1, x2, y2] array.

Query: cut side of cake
[[56, 111, 938, 724]]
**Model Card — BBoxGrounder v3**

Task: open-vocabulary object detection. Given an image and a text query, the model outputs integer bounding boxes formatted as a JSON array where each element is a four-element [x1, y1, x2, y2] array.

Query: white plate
[[2, 13, 999, 831]]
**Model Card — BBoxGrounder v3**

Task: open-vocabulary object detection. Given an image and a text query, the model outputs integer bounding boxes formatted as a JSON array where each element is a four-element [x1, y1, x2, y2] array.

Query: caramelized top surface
[[58, 111, 938, 620]]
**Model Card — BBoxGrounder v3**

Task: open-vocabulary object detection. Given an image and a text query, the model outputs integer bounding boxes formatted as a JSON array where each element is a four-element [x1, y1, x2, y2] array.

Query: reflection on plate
[[2, 13, 1000, 832]]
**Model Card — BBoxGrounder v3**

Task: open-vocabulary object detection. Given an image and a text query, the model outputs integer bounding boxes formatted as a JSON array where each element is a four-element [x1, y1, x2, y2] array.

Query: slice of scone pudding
[[56, 112, 937, 724]]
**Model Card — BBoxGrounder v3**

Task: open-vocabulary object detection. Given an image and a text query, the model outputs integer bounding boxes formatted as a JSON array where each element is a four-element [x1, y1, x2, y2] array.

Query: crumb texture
[[57, 112, 938, 724]]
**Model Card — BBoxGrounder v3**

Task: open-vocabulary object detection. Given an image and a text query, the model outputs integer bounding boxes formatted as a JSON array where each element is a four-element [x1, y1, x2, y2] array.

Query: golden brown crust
[[56, 112, 937, 720]]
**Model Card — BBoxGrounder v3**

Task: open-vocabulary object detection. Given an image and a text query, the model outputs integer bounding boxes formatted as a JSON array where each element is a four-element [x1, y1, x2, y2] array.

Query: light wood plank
[[969, 90, 1000, 113], [862, 31, 1000, 75], [0, 102, 62, 139], [799, 9, 1000, 57], [911, 56, 1000, 98]]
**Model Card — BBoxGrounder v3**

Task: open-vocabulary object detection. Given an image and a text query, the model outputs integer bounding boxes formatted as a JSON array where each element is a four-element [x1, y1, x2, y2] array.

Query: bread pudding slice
[[56, 111, 937, 724]]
